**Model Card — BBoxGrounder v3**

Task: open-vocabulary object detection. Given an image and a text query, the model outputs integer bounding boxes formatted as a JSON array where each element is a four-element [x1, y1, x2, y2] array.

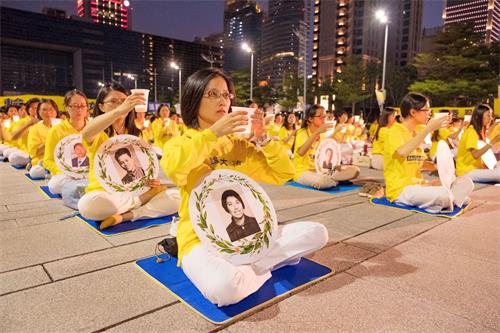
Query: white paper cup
[[434, 113, 448, 119], [231, 106, 255, 137], [325, 120, 335, 137], [3, 119, 11, 128], [354, 115, 360, 122], [163, 118, 170, 127], [144, 120, 150, 128], [51, 118, 62, 126], [131, 89, 150, 112], [12, 115, 20, 122], [464, 115, 472, 122]]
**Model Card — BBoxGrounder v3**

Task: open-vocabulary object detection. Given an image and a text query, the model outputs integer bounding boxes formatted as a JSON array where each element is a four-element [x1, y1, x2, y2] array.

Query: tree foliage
[[333, 56, 372, 112]]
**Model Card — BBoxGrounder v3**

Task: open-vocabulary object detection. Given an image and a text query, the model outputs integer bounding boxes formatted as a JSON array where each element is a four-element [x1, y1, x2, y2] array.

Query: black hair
[[114, 147, 132, 161], [94, 82, 141, 137], [181, 68, 234, 129], [431, 110, 451, 141], [26, 98, 41, 114], [221, 189, 245, 214], [245, 100, 255, 107], [374, 107, 396, 140], [335, 110, 348, 122], [302, 104, 324, 129], [400, 92, 429, 118], [156, 103, 170, 118], [36, 99, 59, 119], [64, 89, 88, 108], [282, 112, 297, 131], [470, 104, 492, 141], [73, 142, 84, 149]]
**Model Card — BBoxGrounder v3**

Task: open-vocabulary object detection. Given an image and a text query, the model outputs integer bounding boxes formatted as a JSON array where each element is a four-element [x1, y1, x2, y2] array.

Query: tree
[[228, 69, 251, 106], [409, 23, 499, 106], [333, 56, 371, 113]]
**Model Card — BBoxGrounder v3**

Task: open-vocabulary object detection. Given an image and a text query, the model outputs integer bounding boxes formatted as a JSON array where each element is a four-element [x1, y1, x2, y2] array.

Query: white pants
[[340, 143, 353, 165], [9, 150, 30, 166], [0, 144, 11, 155], [466, 167, 500, 183], [152, 146, 163, 157], [48, 173, 74, 194], [78, 188, 180, 221], [371, 154, 384, 170], [181, 221, 328, 307], [3, 147, 19, 158], [297, 166, 360, 189], [29, 164, 46, 179], [396, 179, 472, 213]]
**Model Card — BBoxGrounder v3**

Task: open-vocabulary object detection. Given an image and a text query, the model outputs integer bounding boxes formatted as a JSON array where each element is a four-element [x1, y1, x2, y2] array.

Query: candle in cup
[[231, 106, 255, 138], [131, 89, 150, 112]]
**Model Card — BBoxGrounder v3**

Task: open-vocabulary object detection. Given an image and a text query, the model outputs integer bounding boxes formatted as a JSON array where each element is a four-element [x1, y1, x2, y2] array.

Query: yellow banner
[[1, 94, 96, 112]]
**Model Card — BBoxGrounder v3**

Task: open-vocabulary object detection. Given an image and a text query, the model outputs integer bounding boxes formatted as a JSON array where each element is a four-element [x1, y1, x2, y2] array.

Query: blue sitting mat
[[39, 185, 62, 199], [135, 254, 333, 324], [11, 164, 27, 170], [25, 173, 46, 181], [370, 197, 469, 218], [287, 181, 361, 194], [77, 213, 177, 236]]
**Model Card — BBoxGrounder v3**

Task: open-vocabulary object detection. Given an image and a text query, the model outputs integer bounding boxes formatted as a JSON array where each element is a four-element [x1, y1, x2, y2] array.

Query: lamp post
[[242, 42, 254, 101], [146, 68, 158, 110], [170, 62, 182, 104], [376, 9, 389, 101], [126, 73, 137, 89]]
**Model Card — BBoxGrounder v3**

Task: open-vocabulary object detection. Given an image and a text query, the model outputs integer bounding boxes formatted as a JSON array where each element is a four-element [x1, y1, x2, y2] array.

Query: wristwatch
[[254, 134, 271, 148]]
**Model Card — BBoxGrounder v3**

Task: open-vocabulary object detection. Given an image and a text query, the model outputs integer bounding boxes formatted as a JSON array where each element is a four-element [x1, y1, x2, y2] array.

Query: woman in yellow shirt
[[456, 104, 500, 183], [151, 104, 180, 156], [77, 82, 180, 229], [43, 90, 88, 198], [26, 100, 59, 171], [0, 106, 22, 159], [293, 105, 359, 189], [278, 112, 297, 153], [428, 110, 461, 160], [371, 108, 396, 170], [384, 93, 473, 212], [161, 68, 327, 307]]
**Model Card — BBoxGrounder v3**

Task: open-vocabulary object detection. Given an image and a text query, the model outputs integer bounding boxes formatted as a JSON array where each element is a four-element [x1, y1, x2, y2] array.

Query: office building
[[76, 0, 130, 30]]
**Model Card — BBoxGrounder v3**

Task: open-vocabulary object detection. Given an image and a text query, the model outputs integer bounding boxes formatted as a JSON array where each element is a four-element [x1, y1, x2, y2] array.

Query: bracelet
[[254, 134, 271, 148]]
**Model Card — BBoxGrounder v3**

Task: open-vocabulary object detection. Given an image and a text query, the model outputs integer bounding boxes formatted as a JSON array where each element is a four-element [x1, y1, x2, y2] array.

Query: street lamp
[[170, 62, 182, 104], [97, 81, 104, 87], [376, 9, 389, 94], [126, 73, 137, 89], [242, 42, 254, 101], [146, 68, 158, 110]]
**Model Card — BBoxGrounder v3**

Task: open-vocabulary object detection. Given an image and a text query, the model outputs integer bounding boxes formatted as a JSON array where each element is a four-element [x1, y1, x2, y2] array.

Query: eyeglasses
[[68, 104, 88, 110], [418, 108, 432, 113], [203, 89, 234, 100], [102, 98, 126, 106], [313, 114, 326, 119]]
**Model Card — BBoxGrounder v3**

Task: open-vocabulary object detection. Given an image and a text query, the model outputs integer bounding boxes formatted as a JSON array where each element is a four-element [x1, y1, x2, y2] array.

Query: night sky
[[2, 0, 445, 42]]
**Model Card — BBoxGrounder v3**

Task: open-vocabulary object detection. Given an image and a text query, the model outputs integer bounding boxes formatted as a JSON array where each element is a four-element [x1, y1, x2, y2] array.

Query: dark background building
[[77, 0, 130, 30], [0, 6, 222, 102]]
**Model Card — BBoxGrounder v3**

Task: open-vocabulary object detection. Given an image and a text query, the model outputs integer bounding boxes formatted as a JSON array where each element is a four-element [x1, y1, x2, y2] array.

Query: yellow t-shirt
[[43, 119, 80, 176], [429, 127, 452, 158], [152, 118, 180, 149], [266, 124, 281, 139], [371, 127, 388, 155], [10, 116, 31, 151], [488, 123, 500, 142], [456, 126, 485, 176], [135, 120, 153, 144], [83, 132, 110, 193], [160, 128, 295, 264], [293, 128, 324, 180], [27, 122, 51, 165], [278, 126, 295, 150], [383, 122, 426, 201], [369, 123, 378, 139], [333, 123, 354, 143]]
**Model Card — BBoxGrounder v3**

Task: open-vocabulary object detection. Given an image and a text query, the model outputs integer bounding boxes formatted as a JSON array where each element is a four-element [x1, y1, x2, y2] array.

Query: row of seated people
[[1, 69, 498, 307]]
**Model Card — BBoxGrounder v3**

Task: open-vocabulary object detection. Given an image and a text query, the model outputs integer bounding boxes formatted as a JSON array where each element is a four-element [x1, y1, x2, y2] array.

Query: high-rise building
[[260, 0, 311, 88], [76, 0, 130, 29], [312, 0, 423, 84], [443, 0, 499, 43], [223, 0, 263, 77]]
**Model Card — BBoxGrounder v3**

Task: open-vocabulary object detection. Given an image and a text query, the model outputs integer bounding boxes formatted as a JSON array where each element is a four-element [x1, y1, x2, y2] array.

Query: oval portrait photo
[[189, 169, 278, 266], [54, 134, 89, 179], [94, 134, 159, 195], [315, 139, 341, 175]]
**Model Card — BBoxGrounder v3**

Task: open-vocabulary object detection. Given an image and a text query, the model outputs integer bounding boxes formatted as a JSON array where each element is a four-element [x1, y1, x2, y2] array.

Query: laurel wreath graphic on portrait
[[95, 134, 158, 195], [190, 170, 278, 265], [54, 134, 89, 179]]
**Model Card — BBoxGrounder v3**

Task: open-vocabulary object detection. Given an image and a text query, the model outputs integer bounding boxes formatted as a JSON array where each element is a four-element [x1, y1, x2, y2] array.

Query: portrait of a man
[[71, 142, 89, 168], [322, 148, 334, 170], [114, 147, 145, 185], [221, 189, 261, 242]]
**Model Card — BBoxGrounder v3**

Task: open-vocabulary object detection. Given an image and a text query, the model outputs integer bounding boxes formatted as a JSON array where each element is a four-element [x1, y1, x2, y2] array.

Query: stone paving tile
[[45, 237, 162, 281], [307, 242, 376, 273], [102, 223, 172, 246], [0, 219, 17, 231], [0, 205, 7, 212], [260, 183, 334, 211], [344, 214, 446, 252], [104, 303, 216, 333], [16, 212, 75, 228], [0, 218, 111, 272], [7, 199, 67, 212], [0, 264, 176, 332], [348, 244, 500, 330], [0, 265, 51, 296], [223, 273, 494, 333], [0, 191, 47, 205], [277, 194, 364, 224], [0, 205, 72, 221]]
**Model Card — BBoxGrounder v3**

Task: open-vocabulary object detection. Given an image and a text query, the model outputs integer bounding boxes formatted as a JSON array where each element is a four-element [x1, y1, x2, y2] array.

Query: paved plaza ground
[[0, 161, 499, 332]]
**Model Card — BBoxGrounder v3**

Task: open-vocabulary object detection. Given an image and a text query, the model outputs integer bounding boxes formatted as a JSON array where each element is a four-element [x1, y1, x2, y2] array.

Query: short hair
[[325, 148, 333, 155], [64, 89, 88, 108], [302, 104, 324, 129], [245, 100, 255, 107], [221, 189, 245, 214], [114, 147, 131, 161], [181, 68, 234, 129], [400, 92, 429, 118], [26, 98, 40, 112], [157, 103, 170, 117], [36, 99, 59, 119], [73, 142, 84, 150]]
